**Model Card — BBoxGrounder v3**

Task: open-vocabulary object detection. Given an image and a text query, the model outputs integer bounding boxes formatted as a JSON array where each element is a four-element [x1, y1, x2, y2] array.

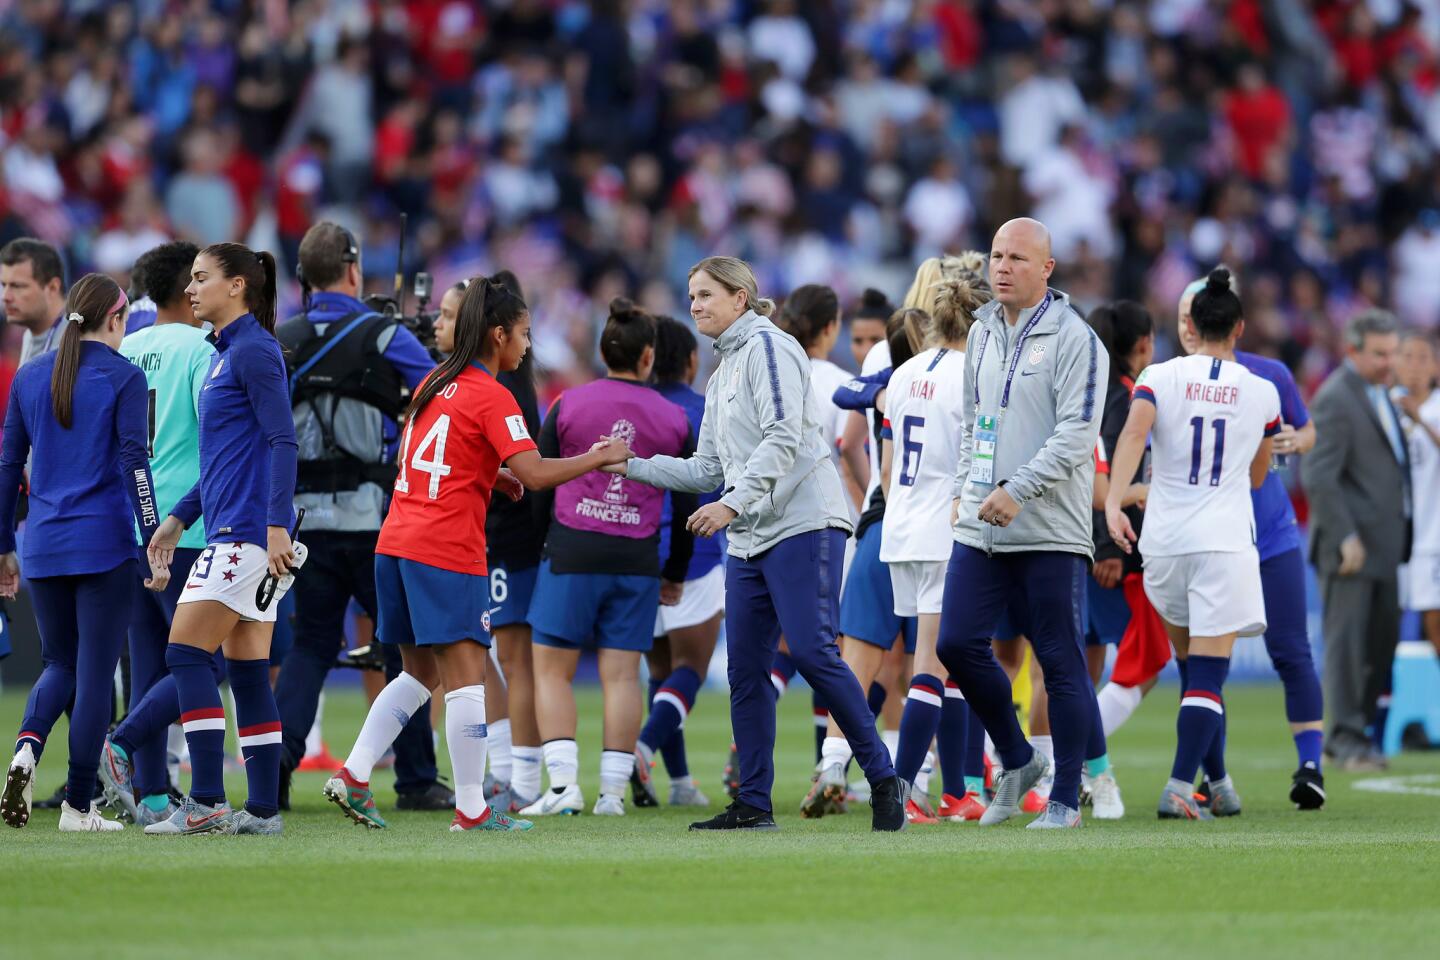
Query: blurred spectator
[[92, 181, 169, 282], [164, 128, 239, 246]]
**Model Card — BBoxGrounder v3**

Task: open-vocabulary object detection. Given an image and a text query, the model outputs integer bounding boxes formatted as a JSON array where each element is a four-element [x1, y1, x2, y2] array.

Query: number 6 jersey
[[1131, 354, 1281, 557], [879, 347, 967, 563], [377, 363, 537, 575]]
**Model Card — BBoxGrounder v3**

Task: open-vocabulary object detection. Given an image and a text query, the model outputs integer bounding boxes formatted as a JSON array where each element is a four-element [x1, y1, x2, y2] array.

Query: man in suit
[[1303, 309, 1410, 772]]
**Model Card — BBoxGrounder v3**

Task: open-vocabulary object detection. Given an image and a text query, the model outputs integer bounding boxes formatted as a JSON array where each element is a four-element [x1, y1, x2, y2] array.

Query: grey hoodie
[[952, 288, 1107, 559], [627, 310, 852, 559]]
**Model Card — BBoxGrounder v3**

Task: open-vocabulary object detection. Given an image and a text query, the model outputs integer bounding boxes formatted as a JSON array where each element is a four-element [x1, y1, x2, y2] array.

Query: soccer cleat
[[631, 746, 659, 808], [134, 799, 180, 829], [668, 778, 710, 807], [322, 769, 387, 829], [905, 797, 938, 825], [224, 810, 284, 835], [519, 783, 584, 816], [395, 780, 455, 811], [451, 807, 533, 832], [1209, 777, 1242, 817], [296, 743, 343, 773], [486, 783, 513, 816], [799, 762, 848, 819], [2, 744, 36, 829], [144, 797, 233, 835], [593, 793, 626, 816], [1290, 764, 1326, 811], [980, 750, 1049, 826], [58, 801, 125, 832], [98, 738, 137, 822], [1158, 785, 1214, 821], [689, 800, 778, 831], [1021, 789, 1048, 813], [870, 775, 906, 832], [721, 743, 741, 800], [938, 791, 987, 822], [1026, 800, 1082, 829], [1089, 771, 1125, 820], [509, 789, 539, 814]]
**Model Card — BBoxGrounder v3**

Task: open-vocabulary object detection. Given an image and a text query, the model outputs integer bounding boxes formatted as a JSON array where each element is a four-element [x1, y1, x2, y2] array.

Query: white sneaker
[[59, 801, 125, 832], [519, 783, 584, 816], [1090, 770, 1125, 819], [1, 743, 36, 828], [593, 793, 626, 816]]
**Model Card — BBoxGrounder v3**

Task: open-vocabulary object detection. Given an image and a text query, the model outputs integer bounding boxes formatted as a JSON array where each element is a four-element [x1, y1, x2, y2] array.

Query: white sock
[[1097, 682, 1145, 737], [543, 738, 578, 790], [444, 685, 488, 819], [600, 749, 632, 798], [881, 729, 900, 764], [512, 745, 543, 798], [821, 735, 852, 770], [303, 692, 325, 759], [345, 671, 431, 782], [1030, 735, 1054, 796], [915, 749, 935, 794], [487, 718, 513, 782]]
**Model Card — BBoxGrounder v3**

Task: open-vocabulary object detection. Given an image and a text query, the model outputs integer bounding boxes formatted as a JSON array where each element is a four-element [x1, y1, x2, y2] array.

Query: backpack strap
[[287, 311, 382, 397]]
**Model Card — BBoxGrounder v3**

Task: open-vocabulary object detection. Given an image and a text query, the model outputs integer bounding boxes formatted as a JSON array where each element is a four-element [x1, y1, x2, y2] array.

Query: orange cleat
[[297, 744, 343, 773], [938, 791, 988, 822], [1021, 789, 1048, 814], [905, 796, 938, 824]]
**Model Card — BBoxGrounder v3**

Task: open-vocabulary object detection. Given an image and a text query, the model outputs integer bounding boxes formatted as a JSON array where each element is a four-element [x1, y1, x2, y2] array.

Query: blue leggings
[[1260, 548, 1324, 725], [18, 562, 135, 811]]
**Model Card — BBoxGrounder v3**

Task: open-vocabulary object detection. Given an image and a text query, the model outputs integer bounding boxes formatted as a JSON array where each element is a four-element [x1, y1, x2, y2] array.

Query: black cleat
[[395, 779, 456, 811], [1290, 764, 1326, 810], [689, 800, 779, 831], [33, 781, 68, 810], [870, 775, 906, 832]]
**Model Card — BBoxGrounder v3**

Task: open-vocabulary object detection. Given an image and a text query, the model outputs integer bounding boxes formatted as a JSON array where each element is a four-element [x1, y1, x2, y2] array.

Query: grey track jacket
[[627, 310, 853, 559], [952, 288, 1107, 559]]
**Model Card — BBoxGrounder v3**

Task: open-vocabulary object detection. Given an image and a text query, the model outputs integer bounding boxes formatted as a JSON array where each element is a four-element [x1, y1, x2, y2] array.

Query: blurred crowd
[[4, 0, 1440, 394]]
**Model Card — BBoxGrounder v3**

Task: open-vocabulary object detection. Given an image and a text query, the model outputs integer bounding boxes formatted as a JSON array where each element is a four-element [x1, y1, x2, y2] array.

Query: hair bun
[[1206, 267, 1232, 294], [608, 296, 642, 323]]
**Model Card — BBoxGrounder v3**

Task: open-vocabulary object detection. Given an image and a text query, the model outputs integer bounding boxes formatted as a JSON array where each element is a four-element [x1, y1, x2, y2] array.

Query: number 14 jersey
[[377, 363, 537, 575], [880, 347, 966, 563], [1132, 354, 1280, 558]]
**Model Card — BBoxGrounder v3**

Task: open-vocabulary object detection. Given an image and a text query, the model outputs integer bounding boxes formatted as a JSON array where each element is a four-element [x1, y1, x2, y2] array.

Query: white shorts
[[178, 541, 307, 623], [1143, 549, 1265, 638], [654, 565, 725, 636], [1402, 553, 1440, 611], [888, 560, 947, 617]]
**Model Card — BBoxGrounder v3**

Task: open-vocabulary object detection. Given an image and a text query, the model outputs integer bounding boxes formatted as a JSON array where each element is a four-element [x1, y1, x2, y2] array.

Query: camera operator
[[272, 222, 453, 810]]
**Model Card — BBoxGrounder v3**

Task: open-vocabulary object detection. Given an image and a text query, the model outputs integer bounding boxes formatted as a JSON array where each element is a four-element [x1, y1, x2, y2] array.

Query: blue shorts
[[528, 559, 658, 652], [488, 562, 537, 629], [840, 522, 917, 653], [1084, 577, 1129, 646], [375, 554, 491, 648]]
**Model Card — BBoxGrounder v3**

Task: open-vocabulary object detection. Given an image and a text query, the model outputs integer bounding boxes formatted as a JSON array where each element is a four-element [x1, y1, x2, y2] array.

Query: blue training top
[[171, 313, 297, 545], [0, 341, 160, 577], [1236, 350, 1308, 562], [655, 380, 723, 579]]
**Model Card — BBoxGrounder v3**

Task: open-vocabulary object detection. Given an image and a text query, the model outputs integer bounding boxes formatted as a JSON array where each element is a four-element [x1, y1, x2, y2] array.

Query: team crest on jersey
[[481, 609, 491, 634], [1028, 344, 1046, 365]]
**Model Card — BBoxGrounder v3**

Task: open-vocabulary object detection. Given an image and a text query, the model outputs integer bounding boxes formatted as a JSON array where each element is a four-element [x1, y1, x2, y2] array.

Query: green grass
[[2, 684, 1438, 959]]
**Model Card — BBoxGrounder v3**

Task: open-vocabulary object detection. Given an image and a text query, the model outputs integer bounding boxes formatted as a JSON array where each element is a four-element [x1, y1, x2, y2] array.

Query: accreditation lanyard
[[968, 292, 1052, 486]]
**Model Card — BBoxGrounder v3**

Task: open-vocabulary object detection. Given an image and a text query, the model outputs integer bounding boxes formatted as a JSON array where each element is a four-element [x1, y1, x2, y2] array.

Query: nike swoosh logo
[[1021, 371, 1040, 377], [185, 810, 226, 829]]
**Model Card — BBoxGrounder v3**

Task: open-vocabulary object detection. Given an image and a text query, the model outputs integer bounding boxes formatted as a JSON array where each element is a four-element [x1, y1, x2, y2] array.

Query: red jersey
[[377, 364, 537, 575]]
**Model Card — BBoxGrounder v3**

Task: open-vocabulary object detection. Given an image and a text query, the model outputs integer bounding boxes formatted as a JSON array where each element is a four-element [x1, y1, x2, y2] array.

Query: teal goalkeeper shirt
[[120, 322, 214, 550]]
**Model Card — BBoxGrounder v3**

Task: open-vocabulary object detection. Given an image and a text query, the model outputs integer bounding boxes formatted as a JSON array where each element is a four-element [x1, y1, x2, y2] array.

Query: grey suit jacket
[[1302, 364, 1411, 577]]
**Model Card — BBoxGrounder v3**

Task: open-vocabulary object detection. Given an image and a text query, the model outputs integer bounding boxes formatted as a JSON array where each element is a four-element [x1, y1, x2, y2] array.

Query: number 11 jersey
[[879, 347, 967, 563], [377, 363, 537, 575], [1132, 354, 1280, 558]]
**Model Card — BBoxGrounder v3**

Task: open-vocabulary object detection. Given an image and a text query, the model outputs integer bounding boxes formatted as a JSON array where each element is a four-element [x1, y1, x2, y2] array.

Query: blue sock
[[169, 643, 226, 807], [645, 675, 689, 778], [1202, 703, 1228, 783], [227, 658, 281, 819], [895, 674, 944, 783], [1171, 655, 1229, 785], [769, 652, 796, 698], [867, 681, 888, 717], [1295, 729, 1323, 771], [646, 677, 662, 714], [937, 680, 968, 797], [1175, 657, 1188, 693], [1086, 753, 1111, 777], [639, 666, 701, 776], [812, 688, 829, 763]]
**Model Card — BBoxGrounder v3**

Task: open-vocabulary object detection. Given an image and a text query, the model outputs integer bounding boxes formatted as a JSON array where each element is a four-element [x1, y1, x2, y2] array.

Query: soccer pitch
[[2, 684, 1437, 959]]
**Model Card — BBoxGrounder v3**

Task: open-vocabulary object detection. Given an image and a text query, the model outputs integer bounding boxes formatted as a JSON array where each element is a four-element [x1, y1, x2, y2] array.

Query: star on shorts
[[222, 570, 236, 583], [226, 553, 241, 566]]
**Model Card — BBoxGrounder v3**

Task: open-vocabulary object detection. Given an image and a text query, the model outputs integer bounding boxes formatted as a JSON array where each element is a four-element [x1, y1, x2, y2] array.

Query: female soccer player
[[1106, 268, 1280, 821], [777, 285, 858, 510], [0, 272, 166, 832], [634, 316, 723, 809], [142, 242, 300, 837], [323, 278, 629, 831], [880, 278, 990, 825], [521, 299, 695, 817], [614, 256, 905, 832]]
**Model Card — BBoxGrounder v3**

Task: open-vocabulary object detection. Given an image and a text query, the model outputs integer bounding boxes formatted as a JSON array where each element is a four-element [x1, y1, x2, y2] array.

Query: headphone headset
[[295, 224, 359, 289]]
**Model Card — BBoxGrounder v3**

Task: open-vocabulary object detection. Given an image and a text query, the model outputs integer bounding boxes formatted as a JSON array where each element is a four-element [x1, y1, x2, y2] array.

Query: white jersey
[[880, 347, 966, 562], [1398, 388, 1440, 555], [856, 339, 892, 505], [808, 357, 853, 458], [1133, 354, 1280, 557]]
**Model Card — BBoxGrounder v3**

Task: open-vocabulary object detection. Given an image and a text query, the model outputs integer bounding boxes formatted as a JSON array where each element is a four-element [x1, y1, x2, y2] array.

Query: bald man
[[936, 218, 1110, 828]]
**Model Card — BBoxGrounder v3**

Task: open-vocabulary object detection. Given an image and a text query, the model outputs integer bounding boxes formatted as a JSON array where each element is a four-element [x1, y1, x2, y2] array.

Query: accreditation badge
[[971, 414, 997, 485]]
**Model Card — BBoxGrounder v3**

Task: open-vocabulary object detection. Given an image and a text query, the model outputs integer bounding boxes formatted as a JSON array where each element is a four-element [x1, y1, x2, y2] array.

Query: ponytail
[[52, 273, 127, 429], [198, 242, 280, 335]]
